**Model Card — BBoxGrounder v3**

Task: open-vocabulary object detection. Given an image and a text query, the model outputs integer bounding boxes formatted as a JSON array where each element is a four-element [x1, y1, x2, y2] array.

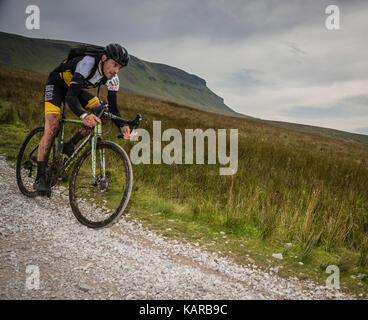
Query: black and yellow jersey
[[44, 55, 124, 128], [53, 55, 119, 89]]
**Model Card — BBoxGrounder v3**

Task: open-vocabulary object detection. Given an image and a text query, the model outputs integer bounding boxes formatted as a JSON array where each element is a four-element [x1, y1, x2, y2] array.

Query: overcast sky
[[1, 0, 367, 134]]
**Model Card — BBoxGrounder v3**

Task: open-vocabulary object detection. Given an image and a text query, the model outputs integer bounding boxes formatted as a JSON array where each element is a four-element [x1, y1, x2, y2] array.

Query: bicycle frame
[[50, 101, 141, 189], [53, 103, 105, 186]]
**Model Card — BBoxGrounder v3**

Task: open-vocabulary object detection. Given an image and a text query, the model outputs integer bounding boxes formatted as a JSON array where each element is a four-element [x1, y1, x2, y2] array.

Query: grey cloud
[[350, 127, 368, 135], [283, 41, 308, 56], [214, 68, 272, 89], [1, 0, 367, 44], [276, 39, 368, 87], [280, 64, 368, 88], [281, 95, 368, 119]]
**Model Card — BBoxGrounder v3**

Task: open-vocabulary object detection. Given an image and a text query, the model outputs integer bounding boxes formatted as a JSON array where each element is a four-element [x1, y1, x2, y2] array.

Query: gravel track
[[0, 156, 355, 300]]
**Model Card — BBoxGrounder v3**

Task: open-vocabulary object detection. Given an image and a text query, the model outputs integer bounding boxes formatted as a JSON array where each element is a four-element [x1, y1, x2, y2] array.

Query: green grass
[[1, 65, 368, 297], [0, 124, 28, 161]]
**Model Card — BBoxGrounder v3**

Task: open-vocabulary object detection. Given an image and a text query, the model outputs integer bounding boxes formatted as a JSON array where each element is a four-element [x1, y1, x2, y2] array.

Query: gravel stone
[[272, 253, 284, 260]]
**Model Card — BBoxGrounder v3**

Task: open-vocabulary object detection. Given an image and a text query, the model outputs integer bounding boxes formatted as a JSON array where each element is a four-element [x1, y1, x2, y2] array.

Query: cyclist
[[34, 43, 132, 194]]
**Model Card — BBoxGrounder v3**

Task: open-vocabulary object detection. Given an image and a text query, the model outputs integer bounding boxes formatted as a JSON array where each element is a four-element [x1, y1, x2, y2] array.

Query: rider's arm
[[65, 73, 85, 118], [106, 76, 126, 129], [65, 56, 96, 118]]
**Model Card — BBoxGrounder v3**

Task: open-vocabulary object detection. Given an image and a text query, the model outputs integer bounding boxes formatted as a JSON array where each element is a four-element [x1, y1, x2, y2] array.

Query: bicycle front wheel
[[69, 141, 133, 228]]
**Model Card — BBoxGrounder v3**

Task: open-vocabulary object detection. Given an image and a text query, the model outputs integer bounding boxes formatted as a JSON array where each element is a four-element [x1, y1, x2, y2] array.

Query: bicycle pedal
[[58, 173, 68, 182], [36, 190, 48, 197]]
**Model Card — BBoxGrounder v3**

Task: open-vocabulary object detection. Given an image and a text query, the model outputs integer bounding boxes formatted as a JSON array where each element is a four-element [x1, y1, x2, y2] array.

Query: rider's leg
[[38, 113, 60, 161], [35, 113, 60, 193]]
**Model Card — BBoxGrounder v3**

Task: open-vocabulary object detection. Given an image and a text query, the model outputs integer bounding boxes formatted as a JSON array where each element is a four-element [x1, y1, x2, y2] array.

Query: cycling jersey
[[44, 56, 126, 128]]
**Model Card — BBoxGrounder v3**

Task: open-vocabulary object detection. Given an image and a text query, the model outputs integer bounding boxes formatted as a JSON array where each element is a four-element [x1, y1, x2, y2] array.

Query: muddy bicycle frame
[[52, 101, 140, 186]]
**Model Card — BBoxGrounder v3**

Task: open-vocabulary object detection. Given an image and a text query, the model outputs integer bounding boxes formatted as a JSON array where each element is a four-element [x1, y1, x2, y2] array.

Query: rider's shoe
[[34, 175, 49, 195], [63, 141, 75, 158], [34, 161, 49, 195]]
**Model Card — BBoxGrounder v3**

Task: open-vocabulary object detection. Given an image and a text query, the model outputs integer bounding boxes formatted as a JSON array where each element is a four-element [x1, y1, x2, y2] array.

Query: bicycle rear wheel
[[16, 126, 56, 198], [69, 140, 133, 228], [16, 126, 55, 197]]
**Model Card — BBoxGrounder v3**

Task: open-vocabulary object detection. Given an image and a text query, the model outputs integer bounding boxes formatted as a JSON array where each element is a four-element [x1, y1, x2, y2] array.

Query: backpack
[[66, 44, 105, 61], [56, 44, 106, 86]]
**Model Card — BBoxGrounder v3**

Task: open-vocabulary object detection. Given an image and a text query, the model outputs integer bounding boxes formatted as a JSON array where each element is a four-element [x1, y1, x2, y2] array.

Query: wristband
[[80, 113, 88, 120]]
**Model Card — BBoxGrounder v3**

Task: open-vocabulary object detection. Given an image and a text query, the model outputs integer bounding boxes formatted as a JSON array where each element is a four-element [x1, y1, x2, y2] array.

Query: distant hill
[[263, 120, 368, 146], [0, 31, 248, 118]]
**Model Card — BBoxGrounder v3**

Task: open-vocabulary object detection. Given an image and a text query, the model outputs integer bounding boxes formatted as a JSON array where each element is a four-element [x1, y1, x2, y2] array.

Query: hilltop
[[0, 31, 242, 117]]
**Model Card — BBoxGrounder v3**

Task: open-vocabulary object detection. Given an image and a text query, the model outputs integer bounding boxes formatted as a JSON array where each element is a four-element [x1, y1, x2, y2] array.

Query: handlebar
[[92, 101, 142, 138]]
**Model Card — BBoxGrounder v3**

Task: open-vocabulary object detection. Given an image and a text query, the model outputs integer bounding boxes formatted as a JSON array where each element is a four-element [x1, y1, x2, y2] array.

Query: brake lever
[[129, 114, 142, 132], [117, 114, 142, 139], [92, 101, 109, 119]]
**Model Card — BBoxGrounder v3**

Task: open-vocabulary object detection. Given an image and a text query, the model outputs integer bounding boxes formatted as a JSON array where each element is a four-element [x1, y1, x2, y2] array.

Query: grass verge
[[126, 180, 368, 298]]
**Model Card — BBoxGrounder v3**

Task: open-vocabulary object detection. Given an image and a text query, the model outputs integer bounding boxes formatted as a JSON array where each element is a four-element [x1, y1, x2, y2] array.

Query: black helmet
[[104, 43, 130, 67]]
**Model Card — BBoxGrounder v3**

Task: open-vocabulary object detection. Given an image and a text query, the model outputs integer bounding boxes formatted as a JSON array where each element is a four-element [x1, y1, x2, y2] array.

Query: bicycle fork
[[91, 123, 106, 187]]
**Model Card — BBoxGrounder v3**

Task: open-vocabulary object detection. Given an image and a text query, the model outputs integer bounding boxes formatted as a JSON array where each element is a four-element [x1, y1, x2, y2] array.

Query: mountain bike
[[16, 101, 141, 228]]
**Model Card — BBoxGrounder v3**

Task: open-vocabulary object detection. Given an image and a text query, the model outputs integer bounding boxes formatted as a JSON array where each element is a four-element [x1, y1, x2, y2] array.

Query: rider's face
[[101, 55, 123, 79]]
